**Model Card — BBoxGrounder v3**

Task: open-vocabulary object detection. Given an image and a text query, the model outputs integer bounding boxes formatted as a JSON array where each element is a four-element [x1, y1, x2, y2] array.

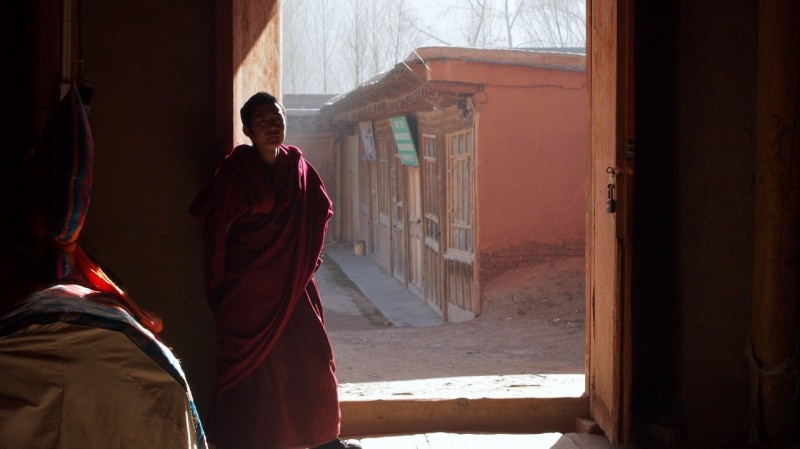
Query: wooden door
[[342, 134, 359, 242], [587, 0, 634, 444], [391, 146, 407, 282], [421, 132, 445, 316], [368, 156, 379, 259], [373, 128, 392, 272], [407, 166, 424, 298], [444, 127, 476, 315]]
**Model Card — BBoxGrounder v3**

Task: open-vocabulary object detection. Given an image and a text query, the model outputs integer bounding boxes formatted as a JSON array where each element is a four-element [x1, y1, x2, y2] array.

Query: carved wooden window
[[446, 129, 473, 258]]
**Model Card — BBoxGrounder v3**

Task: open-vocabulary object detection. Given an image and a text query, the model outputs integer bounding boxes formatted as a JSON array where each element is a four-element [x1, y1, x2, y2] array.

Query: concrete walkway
[[323, 242, 442, 328]]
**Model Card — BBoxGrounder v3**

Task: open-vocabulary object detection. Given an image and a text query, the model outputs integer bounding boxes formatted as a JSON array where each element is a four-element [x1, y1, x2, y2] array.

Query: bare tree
[[501, 0, 526, 48], [282, 0, 312, 93], [439, 0, 584, 49], [342, 0, 370, 87], [282, 0, 586, 93], [383, 0, 426, 63], [366, 0, 388, 80], [519, 0, 585, 48], [445, 0, 528, 48], [341, 0, 426, 89], [338, 0, 398, 89], [461, 0, 498, 47], [306, 0, 341, 92]]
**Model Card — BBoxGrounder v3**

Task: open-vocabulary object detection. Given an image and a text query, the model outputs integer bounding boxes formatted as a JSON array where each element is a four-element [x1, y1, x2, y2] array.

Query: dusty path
[[315, 254, 586, 385]]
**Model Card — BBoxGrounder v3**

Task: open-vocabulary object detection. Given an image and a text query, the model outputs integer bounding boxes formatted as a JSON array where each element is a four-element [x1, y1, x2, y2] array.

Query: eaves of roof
[[321, 46, 585, 124]]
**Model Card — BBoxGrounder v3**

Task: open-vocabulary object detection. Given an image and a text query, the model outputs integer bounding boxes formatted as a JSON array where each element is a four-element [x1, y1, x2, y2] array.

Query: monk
[[191, 92, 360, 449]]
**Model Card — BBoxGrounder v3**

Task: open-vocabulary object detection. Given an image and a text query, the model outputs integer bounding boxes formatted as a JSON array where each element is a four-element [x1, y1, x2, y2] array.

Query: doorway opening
[[280, 0, 592, 416]]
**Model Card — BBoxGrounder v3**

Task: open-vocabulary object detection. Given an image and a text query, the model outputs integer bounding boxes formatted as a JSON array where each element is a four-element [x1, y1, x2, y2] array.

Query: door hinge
[[626, 138, 635, 160]]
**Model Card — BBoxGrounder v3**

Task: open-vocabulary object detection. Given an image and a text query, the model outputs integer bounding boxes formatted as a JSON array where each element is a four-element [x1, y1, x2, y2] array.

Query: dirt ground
[[316, 255, 586, 386]]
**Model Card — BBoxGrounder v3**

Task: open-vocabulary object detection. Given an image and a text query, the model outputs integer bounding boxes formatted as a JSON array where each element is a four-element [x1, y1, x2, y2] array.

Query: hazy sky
[[282, 0, 585, 94], [406, 0, 566, 49], [409, 0, 464, 46]]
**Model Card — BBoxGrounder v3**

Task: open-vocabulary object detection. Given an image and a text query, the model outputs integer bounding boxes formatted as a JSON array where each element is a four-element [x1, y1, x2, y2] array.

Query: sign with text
[[389, 116, 419, 166]]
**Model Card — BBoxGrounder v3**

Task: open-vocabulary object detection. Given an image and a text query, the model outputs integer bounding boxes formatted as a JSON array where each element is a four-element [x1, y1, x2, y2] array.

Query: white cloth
[[0, 321, 202, 449]]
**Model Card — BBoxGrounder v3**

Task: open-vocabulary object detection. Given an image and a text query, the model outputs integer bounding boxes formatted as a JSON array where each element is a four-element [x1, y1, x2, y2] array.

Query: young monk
[[191, 92, 360, 449]]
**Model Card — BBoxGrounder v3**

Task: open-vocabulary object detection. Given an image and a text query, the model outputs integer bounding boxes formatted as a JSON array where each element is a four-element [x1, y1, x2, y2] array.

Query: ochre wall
[[475, 66, 586, 249], [231, 0, 281, 147], [77, 0, 218, 417], [424, 57, 587, 270]]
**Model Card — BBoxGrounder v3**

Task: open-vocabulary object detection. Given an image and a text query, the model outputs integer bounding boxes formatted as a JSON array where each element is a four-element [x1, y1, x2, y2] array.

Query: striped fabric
[[27, 83, 163, 334], [32, 83, 93, 277]]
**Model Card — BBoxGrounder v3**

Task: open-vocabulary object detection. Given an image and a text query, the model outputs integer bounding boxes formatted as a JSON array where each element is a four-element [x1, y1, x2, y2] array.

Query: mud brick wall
[[478, 239, 584, 280]]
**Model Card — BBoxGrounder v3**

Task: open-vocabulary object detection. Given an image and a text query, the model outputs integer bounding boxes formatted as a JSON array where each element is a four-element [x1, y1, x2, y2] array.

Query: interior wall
[[78, 0, 218, 417], [674, 1, 757, 442], [633, 1, 757, 444], [231, 0, 281, 147], [1, 1, 61, 248]]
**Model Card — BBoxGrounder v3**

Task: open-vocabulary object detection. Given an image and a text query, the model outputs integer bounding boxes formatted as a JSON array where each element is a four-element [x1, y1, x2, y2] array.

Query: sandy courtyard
[[316, 253, 586, 387]]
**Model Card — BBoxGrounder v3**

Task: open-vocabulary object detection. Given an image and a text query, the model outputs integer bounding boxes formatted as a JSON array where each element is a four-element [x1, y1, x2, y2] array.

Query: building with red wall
[[322, 47, 587, 321]]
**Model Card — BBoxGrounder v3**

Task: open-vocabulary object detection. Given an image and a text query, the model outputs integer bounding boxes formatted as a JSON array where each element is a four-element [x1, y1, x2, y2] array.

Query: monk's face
[[244, 102, 286, 151]]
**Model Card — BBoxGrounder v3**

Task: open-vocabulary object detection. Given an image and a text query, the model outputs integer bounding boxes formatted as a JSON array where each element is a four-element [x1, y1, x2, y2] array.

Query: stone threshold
[[339, 374, 588, 438]]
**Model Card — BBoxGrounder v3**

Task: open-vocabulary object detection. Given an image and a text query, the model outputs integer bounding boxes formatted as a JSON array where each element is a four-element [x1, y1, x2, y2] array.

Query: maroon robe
[[191, 144, 339, 449]]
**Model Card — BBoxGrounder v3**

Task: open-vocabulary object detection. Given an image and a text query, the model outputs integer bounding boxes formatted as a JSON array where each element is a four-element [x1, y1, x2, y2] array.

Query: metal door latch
[[606, 167, 617, 214]]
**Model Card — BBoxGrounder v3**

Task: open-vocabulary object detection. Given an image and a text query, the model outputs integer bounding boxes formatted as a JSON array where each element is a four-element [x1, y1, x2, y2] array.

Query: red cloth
[[191, 144, 338, 448]]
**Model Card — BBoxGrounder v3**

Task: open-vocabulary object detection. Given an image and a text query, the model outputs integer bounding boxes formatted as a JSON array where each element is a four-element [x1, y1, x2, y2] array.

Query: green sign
[[389, 116, 419, 167]]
